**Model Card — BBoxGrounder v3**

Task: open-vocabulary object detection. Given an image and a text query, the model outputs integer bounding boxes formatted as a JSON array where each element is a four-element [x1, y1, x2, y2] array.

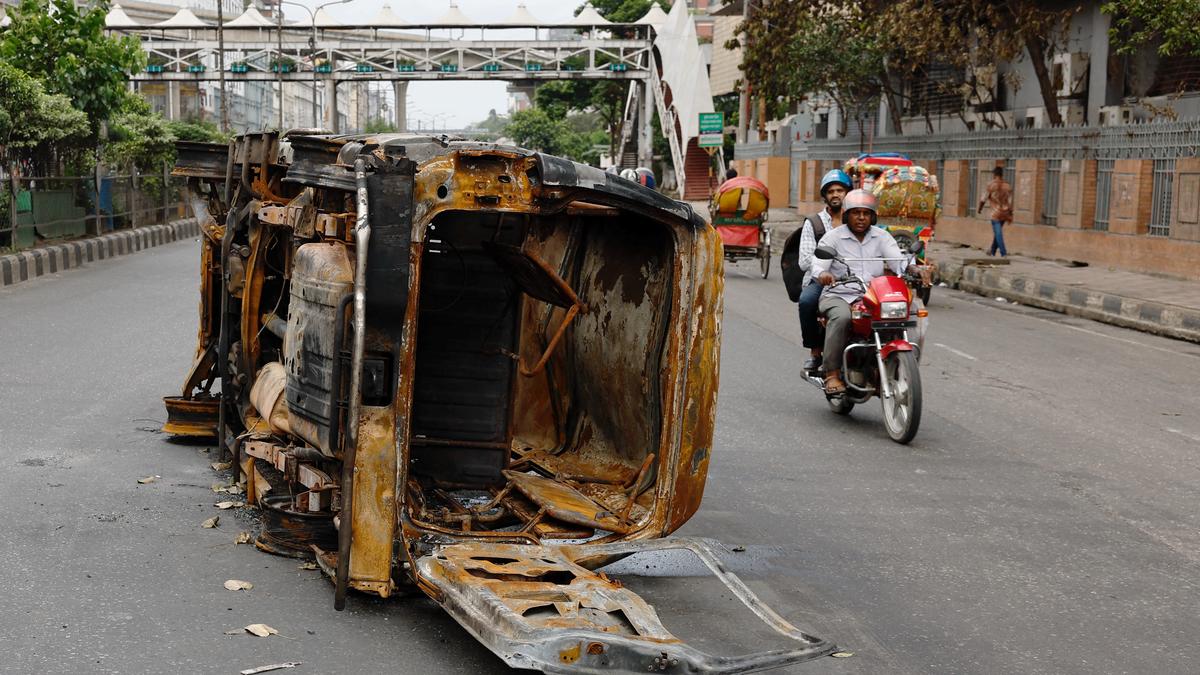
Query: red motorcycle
[[803, 244, 928, 444]]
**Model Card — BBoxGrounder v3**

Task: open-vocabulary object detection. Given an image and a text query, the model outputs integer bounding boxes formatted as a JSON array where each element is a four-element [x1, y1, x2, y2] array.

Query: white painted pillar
[[324, 79, 339, 133], [393, 81, 408, 131], [638, 79, 654, 168]]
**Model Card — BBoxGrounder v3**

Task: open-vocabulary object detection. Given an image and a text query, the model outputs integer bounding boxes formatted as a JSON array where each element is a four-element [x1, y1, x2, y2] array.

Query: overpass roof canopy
[[105, 4, 141, 28], [313, 8, 341, 27], [569, 3, 613, 26], [636, 4, 669, 27], [369, 5, 406, 27], [225, 6, 274, 28], [432, 2, 474, 26], [154, 8, 208, 29], [496, 3, 542, 26]]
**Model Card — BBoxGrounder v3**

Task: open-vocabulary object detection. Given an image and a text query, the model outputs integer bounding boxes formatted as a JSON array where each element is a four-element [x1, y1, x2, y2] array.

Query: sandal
[[823, 374, 846, 394]]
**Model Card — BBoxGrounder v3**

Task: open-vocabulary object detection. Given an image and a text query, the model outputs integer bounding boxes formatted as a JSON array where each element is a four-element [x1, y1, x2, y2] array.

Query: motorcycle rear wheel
[[881, 351, 922, 444]]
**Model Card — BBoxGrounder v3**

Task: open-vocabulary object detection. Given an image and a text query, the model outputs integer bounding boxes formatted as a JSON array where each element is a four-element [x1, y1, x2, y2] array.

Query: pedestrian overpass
[[107, 1, 723, 198]]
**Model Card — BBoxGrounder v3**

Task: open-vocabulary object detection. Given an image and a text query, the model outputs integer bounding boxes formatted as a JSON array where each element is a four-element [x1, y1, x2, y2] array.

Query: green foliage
[[0, 61, 88, 153], [104, 93, 175, 173], [363, 118, 398, 133], [504, 108, 606, 164], [1104, 0, 1200, 56], [587, 0, 668, 23], [166, 119, 230, 144], [0, 0, 144, 138]]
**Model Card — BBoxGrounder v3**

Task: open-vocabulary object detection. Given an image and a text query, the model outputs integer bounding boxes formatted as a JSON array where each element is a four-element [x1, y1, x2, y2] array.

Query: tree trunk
[[1024, 34, 1063, 126]]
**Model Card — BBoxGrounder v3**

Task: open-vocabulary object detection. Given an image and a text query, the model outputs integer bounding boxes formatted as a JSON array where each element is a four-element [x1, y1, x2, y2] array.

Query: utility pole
[[276, 0, 284, 130], [217, 0, 228, 132]]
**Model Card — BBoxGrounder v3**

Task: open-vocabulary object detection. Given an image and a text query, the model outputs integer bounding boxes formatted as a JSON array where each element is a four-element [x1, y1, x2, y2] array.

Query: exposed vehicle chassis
[[165, 130, 834, 673]]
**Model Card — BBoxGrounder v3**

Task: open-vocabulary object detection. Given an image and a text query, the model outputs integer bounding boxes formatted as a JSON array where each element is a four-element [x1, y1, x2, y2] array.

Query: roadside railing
[[1, 168, 192, 253]]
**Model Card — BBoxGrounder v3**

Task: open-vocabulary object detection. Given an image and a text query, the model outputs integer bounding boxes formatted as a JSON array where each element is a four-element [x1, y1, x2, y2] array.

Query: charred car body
[[164, 131, 833, 672]]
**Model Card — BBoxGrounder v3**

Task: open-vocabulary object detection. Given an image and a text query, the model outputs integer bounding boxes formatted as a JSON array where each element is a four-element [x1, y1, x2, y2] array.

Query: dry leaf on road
[[244, 623, 279, 637], [224, 579, 253, 591], [297, 562, 319, 570], [215, 501, 245, 510], [211, 461, 233, 471], [136, 475, 160, 484], [202, 516, 220, 528], [235, 531, 252, 545]]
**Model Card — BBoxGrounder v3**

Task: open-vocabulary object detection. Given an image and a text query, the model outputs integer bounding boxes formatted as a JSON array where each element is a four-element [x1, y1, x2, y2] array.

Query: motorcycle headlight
[[880, 301, 909, 319]]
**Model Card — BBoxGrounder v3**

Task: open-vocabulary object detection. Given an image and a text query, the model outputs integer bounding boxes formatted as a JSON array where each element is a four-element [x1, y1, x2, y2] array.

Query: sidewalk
[[704, 207, 1200, 344], [0, 218, 199, 289]]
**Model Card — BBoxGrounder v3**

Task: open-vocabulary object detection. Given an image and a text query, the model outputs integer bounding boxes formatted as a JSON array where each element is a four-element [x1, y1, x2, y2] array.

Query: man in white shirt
[[810, 189, 910, 394], [790, 169, 851, 372]]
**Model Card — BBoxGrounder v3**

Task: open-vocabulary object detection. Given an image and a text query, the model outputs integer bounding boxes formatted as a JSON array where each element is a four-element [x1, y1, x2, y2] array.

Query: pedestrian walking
[[978, 166, 1012, 257]]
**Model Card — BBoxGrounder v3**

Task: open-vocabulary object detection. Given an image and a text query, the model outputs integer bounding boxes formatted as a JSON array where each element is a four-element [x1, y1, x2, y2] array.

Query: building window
[[1149, 159, 1175, 237], [1003, 159, 1015, 187], [1042, 159, 1061, 226], [967, 160, 979, 216], [1094, 159, 1114, 231], [936, 159, 945, 192]]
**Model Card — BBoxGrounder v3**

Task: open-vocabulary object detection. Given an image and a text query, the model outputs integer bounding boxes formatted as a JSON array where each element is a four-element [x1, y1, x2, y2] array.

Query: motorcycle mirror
[[814, 245, 837, 260], [909, 239, 925, 255]]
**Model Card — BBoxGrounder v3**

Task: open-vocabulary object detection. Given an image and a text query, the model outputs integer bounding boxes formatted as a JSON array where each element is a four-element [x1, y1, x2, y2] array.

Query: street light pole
[[217, 0, 228, 132], [280, 0, 351, 129], [275, 0, 284, 129]]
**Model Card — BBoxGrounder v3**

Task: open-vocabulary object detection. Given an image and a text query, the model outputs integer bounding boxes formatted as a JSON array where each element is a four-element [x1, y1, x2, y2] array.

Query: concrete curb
[[0, 218, 199, 289], [941, 260, 1200, 344]]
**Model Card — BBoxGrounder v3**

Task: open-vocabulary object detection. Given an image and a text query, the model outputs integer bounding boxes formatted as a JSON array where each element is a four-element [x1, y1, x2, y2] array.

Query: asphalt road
[[1, 239, 1198, 674]]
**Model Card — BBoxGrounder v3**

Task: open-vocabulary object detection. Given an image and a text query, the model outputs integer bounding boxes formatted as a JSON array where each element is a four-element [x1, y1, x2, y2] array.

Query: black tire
[[759, 239, 771, 279], [828, 396, 855, 415], [881, 351, 922, 444]]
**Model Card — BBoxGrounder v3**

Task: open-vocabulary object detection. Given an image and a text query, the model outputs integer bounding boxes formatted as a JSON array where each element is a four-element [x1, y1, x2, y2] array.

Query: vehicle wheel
[[918, 284, 931, 305], [881, 351, 921, 443], [759, 239, 771, 279], [827, 396, 854, 415]]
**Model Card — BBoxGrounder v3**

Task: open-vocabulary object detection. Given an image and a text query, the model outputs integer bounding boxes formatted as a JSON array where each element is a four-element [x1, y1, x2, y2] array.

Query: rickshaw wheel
[[759, 233, 771, 279]]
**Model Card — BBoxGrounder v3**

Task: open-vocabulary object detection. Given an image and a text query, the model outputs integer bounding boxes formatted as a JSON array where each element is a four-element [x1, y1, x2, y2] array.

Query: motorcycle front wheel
[[881, 351, 922, 444]]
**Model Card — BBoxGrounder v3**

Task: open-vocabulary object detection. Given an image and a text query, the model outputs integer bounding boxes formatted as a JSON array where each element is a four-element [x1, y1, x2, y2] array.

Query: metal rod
[[334, 157, 370, 612]]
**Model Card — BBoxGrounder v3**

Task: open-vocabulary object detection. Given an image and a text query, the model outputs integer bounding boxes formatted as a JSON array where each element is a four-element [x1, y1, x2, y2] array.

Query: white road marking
[[1166, 428, 1200, 444], [934, 343, 977, 361]]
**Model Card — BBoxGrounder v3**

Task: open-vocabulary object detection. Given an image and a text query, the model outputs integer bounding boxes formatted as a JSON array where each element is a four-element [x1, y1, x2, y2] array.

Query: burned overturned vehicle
[[164, 131, 833, 672]]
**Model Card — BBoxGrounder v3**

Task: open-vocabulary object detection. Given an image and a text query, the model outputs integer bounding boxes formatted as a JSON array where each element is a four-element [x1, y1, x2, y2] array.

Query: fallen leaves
[[215, 500, 245, 510], [223, 579, 253, 592], [235, 531, 253, 545], [211, 461, 233, 471], [297, 562, 318, 571], [136, 475, 160, 484], [831, 651, 855, 658], [244, 623, 279, 638], [201, 516, 220, 529]]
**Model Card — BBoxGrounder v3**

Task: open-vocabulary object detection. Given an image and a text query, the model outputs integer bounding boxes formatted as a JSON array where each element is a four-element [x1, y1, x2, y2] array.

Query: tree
[[0, 0, 144, 138], [0, 61, 89, 171], [104, 93, 175, 174], [1103, 0, 1200, 57]]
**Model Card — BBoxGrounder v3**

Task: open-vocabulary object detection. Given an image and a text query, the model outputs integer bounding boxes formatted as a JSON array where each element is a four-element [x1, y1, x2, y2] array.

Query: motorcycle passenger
[[811, 189, 911, 395], [796, 169, 852, 372]]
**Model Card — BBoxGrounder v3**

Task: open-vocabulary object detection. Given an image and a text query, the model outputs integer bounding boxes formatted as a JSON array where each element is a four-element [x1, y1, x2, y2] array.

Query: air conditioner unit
[[965, 65, 998, 106], [1058, 101, 1085, 126], [1021, 107, 1046, 129], [1053, 52, 1090, 97], [1099, 104, 1150, 126]]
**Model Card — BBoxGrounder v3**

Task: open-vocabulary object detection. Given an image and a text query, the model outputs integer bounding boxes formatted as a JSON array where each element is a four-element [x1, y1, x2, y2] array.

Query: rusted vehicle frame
[[164, 131, 833, 672]]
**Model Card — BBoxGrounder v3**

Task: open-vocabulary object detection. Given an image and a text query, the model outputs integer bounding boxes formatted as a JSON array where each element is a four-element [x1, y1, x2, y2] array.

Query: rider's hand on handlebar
[[818, 272, 835, 286]]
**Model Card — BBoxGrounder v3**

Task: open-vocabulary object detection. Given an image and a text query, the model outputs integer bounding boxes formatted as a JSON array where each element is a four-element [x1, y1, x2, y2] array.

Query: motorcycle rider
[[792, 169, 852, 372], [811, 189, 912, 395]]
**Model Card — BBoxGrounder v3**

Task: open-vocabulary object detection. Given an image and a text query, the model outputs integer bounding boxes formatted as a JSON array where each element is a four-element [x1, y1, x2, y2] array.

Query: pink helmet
[[841, 188, 877, 225]]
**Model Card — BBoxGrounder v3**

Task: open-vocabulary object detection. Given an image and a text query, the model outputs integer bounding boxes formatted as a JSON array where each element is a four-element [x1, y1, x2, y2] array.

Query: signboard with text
[[698, 112, 724, 148]]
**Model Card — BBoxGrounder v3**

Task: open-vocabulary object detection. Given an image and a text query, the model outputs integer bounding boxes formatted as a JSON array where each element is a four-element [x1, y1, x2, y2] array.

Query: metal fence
[[1149, 159, 1176, 237], [797, 117, 1200, 161], [1, 169, 189, 252], [1094, 159, 1114, 231], [1042, 160, 1061, 226]]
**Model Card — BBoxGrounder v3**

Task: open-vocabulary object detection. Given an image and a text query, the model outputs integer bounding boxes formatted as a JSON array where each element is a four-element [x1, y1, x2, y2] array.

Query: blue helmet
[[820, 169, 852, 197]]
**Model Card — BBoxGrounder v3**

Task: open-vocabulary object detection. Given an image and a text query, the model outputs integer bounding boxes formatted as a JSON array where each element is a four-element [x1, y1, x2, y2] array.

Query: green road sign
[[698, 112, 724, 148]]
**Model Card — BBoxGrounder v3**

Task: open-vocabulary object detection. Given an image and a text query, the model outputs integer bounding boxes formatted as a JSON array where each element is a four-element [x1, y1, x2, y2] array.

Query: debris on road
[[224, 579, 253, 591], [215, 500, 245, 510], [239, 662, 301, 675], [136, 475, 160, 484], [212, 461, 232, 471], [235, 531, 253, 545], [201, 516, 219, 528], [244, 623, 279, 638]]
